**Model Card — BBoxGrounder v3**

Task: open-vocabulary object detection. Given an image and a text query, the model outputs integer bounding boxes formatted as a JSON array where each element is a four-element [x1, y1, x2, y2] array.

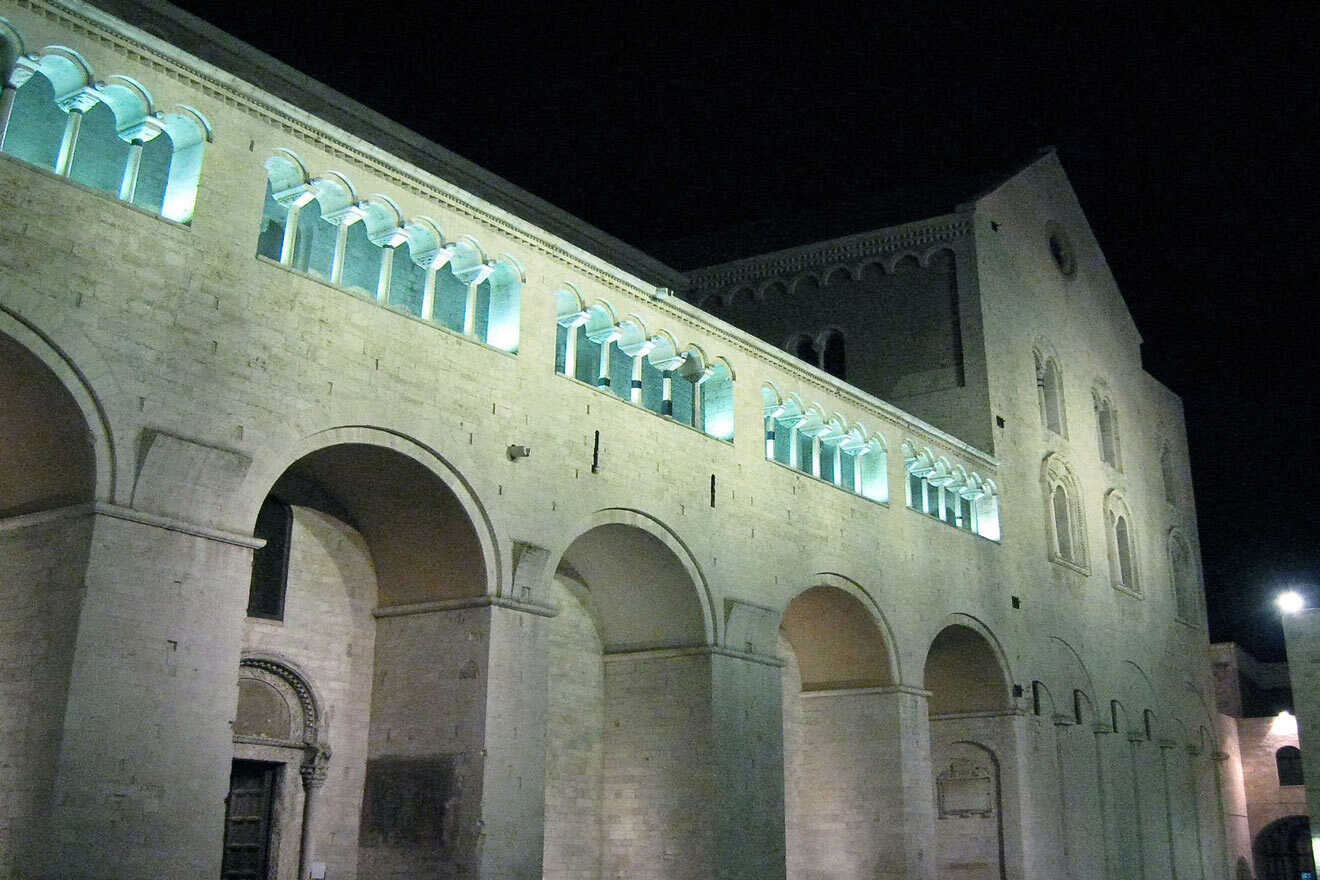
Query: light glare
[[1277, 591, 1306, 615]]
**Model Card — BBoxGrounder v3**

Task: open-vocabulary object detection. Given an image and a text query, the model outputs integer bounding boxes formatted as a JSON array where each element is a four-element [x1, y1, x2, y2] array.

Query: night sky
[[166, 0, 1318, 660]]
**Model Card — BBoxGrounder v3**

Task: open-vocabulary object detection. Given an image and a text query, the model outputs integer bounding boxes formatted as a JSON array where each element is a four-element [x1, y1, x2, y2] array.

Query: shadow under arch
[[236, 425, 499, 605], [544, 507, 715, 651], [0, 305, 116, 505], [922, 612, 1015, 714], [779, 572, 902, 689]]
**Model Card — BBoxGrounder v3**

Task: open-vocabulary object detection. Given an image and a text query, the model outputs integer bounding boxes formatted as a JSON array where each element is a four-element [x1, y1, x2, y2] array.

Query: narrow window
[[1160, 447, 1178, 506], [822, 330, 846, 380], [1171, 535, 1196, 621], [1115, 515, 1135, 589], [247, 498, 292, 620], [1039, 357, 1064, 435], [1277, 746, 1304, 786], [793, 334, 820, 367], [1095, 395, 1119, 468], [1052, 485, 1073, 563]]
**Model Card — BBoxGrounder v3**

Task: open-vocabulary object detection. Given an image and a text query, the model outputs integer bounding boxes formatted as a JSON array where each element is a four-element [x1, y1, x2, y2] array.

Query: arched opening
[[542, 519, 710, 880], [0, 330, 97, 877], [924, 623, 1013, 880], [779, 584, 903, 878], [1253, 815, 1314, 880], [238, 442, 489, 878]]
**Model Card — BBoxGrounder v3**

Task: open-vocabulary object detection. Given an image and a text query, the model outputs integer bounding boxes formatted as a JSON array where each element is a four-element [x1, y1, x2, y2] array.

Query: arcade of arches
[[0, 324, 1236, 879]]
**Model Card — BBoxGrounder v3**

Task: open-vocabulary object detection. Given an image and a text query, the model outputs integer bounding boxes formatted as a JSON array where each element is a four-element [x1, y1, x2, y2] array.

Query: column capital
[[300, 745, 331, 789]]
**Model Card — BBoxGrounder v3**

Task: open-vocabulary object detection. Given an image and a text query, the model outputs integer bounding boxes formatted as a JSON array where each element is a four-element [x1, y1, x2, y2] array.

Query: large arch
[[1253, 815, 1314, 880], [0, 322, 102, 878], [541, 509, 717, 880], [227, 433, 500, 878], [779, 576, 908, 879], [924, 618, 1017, 880], [237, 425, 498, 603], [0, 305, 115, 503]]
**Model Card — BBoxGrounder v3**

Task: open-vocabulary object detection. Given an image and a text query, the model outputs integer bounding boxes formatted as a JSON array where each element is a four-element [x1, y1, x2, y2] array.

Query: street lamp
[[1278, 590, 1306, 615]]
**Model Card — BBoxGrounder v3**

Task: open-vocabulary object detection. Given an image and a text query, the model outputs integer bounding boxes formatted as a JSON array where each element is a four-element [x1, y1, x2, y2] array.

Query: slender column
[[1092, 725, 1115, 880], [810, 436, 820, 478], [764, 416, 776, 459], [692, 372, 707, 428], [831, 444, 843, 487], [629, 356, 643, 405], [852, 450, 863, 492], [298, 747, 330, 880], [462, 264, 495, 336], [420, 265, 438, 320], [117, 138, 144, 201], [787, 425, 799, 468], [661, 369, 674, 415], [562, 323, 580, 376], [329, 221, 350, 285], [0, 83, 16, 151], [1184, 745, 1207, 880], [1210, 750, 1232, 880], [280, 204, 302, 265], [596, 338, 613, 388], [1159, 740, 1180, 880], [376, 245, 395, 303], [1054, 715, 1076, 880], [1128, 734, 1148, 880], [54, 108, 85, 176]]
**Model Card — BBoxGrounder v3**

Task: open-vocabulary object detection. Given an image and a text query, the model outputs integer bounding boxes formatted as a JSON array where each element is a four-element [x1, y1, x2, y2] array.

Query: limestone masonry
[[0, 1, 1262, 878]]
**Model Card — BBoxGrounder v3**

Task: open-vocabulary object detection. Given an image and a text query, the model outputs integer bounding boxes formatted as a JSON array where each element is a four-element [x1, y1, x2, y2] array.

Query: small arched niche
[[780, 585, 893, 691], [923, 624, 1010, 714]]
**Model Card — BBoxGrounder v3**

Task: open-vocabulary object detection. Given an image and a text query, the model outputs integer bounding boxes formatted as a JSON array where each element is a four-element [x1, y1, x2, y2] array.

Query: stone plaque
[[936, 758, 994, 818]]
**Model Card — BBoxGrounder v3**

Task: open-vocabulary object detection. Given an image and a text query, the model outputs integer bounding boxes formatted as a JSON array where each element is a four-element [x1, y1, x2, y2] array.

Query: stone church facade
[[0, 2, 1242, 878]]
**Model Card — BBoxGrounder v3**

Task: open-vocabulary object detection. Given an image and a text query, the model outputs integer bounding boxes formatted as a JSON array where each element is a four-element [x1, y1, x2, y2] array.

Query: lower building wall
[[0, 510, 89, 877]]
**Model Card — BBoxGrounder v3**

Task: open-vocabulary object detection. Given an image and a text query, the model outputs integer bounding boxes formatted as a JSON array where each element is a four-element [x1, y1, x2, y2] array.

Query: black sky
[[166, 0, 1319, 660]]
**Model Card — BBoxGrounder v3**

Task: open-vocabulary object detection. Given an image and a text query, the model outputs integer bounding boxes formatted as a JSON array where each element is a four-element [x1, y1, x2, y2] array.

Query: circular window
[[1048, 229, 1076, 277]]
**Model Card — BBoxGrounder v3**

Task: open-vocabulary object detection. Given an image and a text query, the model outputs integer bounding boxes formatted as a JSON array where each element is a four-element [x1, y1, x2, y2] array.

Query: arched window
[[1169, 532, 1198, 621], [1277, 746, 1304, 786], [247, 497, 292, 620], [2, 51, 209, 222], [1035, 349, 1066, 436], [1093, 388, 1121, 469], [1160, 445, 1178, 506], [821, 329, 846, 380], [1105, 491, 1139, 593], [1043, 454, 1087, 571], [904, 443, 1000, 539], [790, 333, 820, 367]]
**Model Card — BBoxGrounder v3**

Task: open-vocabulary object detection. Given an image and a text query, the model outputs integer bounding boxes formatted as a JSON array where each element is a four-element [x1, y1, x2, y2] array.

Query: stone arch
[[780, 575, 898, 690], [922, 615, 1013, 714], [236, 653, 326, 747], [0, 306, 115, 506], [924, 620, 1016, 880], [236, 426, 499, 604], [547, 507, 714, 650], [1253, 815, 1314, 880], [1042, 635, 1097, 717]]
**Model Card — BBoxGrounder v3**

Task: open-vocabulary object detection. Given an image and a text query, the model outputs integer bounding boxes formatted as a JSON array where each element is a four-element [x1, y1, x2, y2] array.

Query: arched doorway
[[924, 622, 1013, 880], [779, 583, 902, 879], [542, 516, 712, 880], [237, 441, 491, 878], [0, 330, 97, 877], [1254, 815, 1315, 880]]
